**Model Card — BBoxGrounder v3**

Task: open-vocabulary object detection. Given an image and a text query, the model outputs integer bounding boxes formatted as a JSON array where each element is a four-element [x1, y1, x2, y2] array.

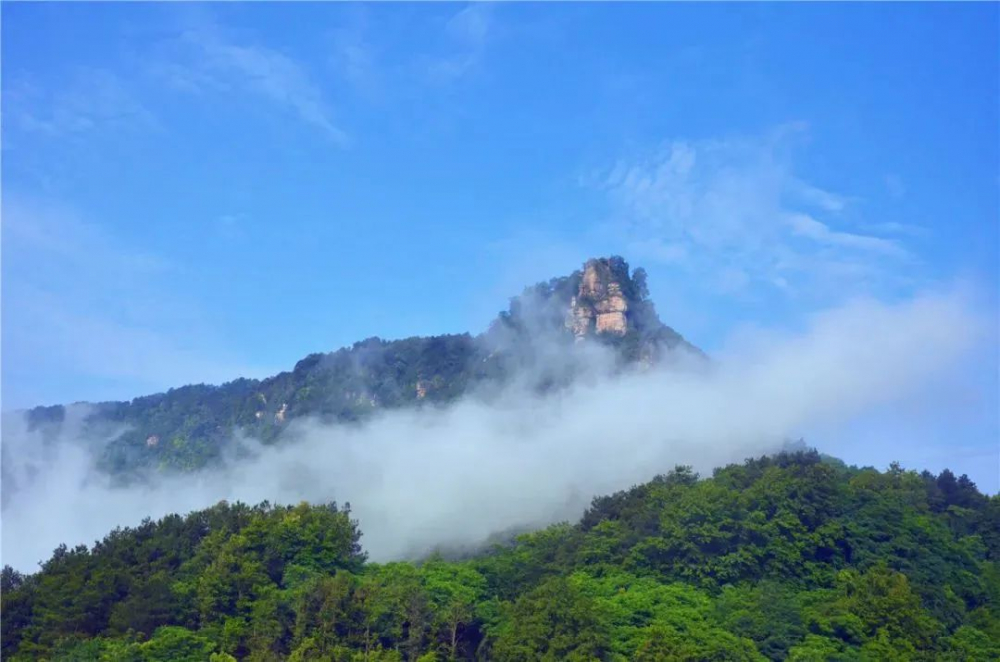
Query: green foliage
[[24, 334, 489, 476], [4, 452, 998, 661], [141, 626, 216, 662], [490, 576, 611, 661]]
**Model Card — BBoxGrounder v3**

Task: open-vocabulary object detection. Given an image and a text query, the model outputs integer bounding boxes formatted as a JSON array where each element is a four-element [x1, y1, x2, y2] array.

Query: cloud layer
[[1, 286, 986, 572]]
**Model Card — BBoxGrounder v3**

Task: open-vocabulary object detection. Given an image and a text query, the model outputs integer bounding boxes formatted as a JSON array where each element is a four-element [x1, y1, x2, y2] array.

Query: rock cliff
[[566, 257, 632, 338]]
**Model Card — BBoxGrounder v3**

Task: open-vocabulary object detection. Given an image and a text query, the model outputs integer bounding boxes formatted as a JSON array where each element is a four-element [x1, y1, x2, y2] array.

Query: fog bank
[[1, 288, 987, 572]]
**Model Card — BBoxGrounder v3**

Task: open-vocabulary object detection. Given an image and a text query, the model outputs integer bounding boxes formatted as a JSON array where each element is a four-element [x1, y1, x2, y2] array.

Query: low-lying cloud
[[0, 287, 988, 573]]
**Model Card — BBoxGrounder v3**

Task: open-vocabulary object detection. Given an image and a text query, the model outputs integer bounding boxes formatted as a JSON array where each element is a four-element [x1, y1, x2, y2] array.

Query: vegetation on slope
[[17, 257, 695, 478], [4, 451, 998, 661]]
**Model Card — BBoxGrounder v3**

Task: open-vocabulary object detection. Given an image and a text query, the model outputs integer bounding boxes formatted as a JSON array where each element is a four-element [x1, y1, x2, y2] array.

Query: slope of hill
[[3, 450, 998, 661], [14, 257, 701, 476]]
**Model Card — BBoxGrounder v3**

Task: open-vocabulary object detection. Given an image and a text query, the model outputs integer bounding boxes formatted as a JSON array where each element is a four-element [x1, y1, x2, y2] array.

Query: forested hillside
[[4, 450, 998, 661], [14, 257, 698, 477]]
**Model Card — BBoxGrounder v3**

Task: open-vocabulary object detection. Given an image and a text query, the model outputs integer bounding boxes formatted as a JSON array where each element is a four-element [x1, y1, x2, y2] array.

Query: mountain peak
[[491, 255, 696, 366]]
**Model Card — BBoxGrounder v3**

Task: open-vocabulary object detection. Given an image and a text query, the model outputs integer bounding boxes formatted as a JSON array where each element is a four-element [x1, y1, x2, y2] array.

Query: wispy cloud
[[424, 3, 494, 82], [791, 181, 849, 213], [588, 124, 916, 297], [158, 19, 347, 144], [3, 67, 158, 139], [787, 213, 907, 257], [1, 197, 267, 408], [863, 221, 929, 238], [330, 9, 377, 91], [2, 197, 171, 291], [323, 4, 493, 104]]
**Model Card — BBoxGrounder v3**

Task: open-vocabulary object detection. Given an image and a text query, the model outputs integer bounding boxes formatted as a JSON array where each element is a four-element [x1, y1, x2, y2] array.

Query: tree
[[421, 560, 486, 659], [631, 267, 650, 300], [491, 577, 610, 661], [108, 572, 179, 637], [141, 626, 216, 662]]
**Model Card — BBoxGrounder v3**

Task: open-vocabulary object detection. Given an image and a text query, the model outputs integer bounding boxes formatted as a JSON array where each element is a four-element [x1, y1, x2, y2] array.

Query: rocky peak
[[566, 257, 633, 339], [490, 254, 696, 362]]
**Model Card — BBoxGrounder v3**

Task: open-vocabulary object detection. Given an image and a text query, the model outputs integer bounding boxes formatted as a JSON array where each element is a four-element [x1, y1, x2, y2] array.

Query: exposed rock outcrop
[[566, 258, 631, 339]]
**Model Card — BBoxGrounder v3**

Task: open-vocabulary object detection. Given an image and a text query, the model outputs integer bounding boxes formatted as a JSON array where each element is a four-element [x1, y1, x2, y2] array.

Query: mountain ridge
[[13, 257, 702, 476]]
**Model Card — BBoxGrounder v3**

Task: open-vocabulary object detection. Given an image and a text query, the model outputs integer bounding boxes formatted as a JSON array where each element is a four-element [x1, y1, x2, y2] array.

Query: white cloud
[[787, 213, 907, 257], [3, 197, 170, 279], [448, 3, 492, 46], [791, 180, 849, 213], [331, 19, 376, 90], [160, 21, 346, 143], [863, 221, 929, 238], [424, 3, 494, 82], [1, 197, 268, 407], [4, 68, 158, 139], [628, 238, 688, 265], [591, 125, 916, 296]]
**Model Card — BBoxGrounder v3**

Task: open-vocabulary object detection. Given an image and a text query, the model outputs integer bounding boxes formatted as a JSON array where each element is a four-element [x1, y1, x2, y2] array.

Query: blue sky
[[3, 4, 998, 486]]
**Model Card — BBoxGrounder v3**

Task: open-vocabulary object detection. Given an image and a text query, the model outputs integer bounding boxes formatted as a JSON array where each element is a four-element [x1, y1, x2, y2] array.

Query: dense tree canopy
[[3, 450, 998, 660]]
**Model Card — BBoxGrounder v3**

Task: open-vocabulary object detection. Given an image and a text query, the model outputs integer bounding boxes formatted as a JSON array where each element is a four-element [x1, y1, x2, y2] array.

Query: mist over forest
[[3, 2, 998, 659], [2, 269, 986, 574]]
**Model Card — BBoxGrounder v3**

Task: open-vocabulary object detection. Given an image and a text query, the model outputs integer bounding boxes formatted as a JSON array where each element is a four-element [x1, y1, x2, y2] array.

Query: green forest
[[4, 450, 999, 661]]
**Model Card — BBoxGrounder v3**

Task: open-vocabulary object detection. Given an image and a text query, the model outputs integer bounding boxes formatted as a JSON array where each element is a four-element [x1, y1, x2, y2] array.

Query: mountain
[[13, 257, 703, 476], [3, 450, 998, 661]]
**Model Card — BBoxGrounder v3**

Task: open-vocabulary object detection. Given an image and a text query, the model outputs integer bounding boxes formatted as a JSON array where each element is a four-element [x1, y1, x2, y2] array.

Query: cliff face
[[566, 258, 631, 339], [496, 255, 695, 360]]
